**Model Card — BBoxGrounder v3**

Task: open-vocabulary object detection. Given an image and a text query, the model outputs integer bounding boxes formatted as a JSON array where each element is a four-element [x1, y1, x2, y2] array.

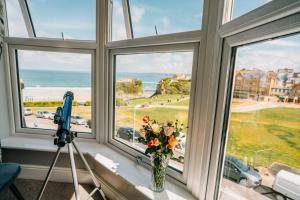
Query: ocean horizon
[[20, 69, 184, 92]]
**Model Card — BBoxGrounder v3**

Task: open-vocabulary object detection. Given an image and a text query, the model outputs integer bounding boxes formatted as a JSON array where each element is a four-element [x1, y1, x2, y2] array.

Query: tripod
[[37, 132, 106, 200], [37, 91, 106, 200]]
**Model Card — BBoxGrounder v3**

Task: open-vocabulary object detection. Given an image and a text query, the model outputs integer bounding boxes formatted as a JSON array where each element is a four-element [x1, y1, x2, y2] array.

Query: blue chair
[[0, 163, 24, 200]]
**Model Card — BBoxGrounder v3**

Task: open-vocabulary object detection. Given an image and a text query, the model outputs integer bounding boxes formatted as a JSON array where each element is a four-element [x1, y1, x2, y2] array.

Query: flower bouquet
[[138, 116, 185, 192]]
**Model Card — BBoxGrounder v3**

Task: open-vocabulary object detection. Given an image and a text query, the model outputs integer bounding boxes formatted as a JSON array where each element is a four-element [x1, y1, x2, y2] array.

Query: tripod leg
[[72, 141, 99, 187], [72, 141, 106, 200], [37, 147, 61, 200], [68, 143, 80, 200]]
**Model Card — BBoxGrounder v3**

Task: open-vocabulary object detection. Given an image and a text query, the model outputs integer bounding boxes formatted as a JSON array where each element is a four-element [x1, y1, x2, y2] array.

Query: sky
[[6, 0, 300, 73]]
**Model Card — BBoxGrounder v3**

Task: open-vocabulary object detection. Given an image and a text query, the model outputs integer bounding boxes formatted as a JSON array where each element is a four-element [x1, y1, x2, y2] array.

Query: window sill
[[1, 136, 196, 200]]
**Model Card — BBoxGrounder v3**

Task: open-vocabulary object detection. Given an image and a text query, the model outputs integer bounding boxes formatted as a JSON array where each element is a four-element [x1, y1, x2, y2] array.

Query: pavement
[[232, 102, 300, 113]]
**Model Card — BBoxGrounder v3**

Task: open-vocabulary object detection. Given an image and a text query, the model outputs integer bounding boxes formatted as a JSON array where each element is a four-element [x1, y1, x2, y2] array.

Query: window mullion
[[17, 0, 36, 37]]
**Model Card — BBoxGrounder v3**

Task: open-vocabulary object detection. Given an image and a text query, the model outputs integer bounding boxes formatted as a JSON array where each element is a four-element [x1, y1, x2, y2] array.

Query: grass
[[228, 108, 300, 169], [169, 99, 190, 106], [128, 94, 188, 106], [116, 107, 189, 133], [25, 95, 300, 170]]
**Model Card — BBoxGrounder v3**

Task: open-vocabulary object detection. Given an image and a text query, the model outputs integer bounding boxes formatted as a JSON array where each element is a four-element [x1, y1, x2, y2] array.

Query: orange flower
[[143, 116, 150, 123], [148, 138, 160, 148], [167, 135, 178, 149]]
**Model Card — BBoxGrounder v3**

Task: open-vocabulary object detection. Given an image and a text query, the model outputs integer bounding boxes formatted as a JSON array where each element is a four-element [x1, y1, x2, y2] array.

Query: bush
[[156, 78, 191, 95], [24, 100, 78, 107], [84, 100, 91, 106], [116, 79, 143, 95], [116, 98, 125, 106]]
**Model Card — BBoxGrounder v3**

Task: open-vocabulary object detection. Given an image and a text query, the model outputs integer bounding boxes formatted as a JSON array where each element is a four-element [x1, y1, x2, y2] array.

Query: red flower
[[143, 116, 150, 123]]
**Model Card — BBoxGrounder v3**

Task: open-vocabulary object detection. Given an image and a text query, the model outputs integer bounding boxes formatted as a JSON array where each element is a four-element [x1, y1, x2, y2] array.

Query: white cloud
[[18, 50, 91, 72], [161, 16, 170, 27], [131, 6, 145, 24], [236, 48, 300, 72], [112, 0, 127, 41], [117, 52, 193, 74], [6, 0, 28, 37]]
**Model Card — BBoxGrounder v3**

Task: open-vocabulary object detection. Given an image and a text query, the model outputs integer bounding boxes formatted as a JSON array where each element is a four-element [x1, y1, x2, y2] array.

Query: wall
[[0, 50, 10, 139]]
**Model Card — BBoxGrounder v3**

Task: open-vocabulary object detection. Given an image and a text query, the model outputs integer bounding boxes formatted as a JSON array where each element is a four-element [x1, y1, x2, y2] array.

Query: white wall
[[0, 53, 11, 139]]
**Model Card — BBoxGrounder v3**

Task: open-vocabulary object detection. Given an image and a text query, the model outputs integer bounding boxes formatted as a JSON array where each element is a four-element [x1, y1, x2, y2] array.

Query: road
[[24, 115, 91, 133]]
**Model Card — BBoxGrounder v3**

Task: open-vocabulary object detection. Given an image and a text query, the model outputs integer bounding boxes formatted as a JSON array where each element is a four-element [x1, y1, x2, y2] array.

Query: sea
[[19, 69, 176, 94]]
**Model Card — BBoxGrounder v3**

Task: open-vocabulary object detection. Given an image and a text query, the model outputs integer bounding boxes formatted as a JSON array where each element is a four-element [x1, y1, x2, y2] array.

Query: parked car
[[173, 133, 186, 163], [116, 127, 141, 142], [24, 108, 32, 116], [36, 111, 51, 119], [223, 156, 262, 187], [49, 113, 56, 120], [273, 170, 300, 200], [71, 115, 86, 125]]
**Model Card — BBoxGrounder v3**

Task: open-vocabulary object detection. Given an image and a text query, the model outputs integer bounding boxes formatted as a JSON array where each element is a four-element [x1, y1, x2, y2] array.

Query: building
[[234, 69, 265, 99], [270, 68, 298, 96]]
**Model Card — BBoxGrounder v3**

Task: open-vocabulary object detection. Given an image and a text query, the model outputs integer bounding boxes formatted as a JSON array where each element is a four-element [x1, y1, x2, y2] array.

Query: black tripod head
[[53, 91, 77, 147]]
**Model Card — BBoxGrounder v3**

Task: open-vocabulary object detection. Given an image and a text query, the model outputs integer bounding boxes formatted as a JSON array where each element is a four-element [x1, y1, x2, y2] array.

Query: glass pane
[[17, 50, 92, 133], [6, 0, 28, 37], [219, 34, 300, 199], [232, 0, 272, 19], [112, 0, 127, 41], [26, 0, 96, 40], [114, 51, 194, 172], [128, 0, 203, 38]]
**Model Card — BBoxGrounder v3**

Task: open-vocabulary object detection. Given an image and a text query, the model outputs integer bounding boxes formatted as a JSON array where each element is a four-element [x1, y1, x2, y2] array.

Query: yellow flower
[[152, 123, 161, 134], [167, 135, 178, 149]]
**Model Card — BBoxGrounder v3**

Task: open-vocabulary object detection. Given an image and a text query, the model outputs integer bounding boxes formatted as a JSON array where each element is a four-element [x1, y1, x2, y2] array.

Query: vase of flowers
[[138, 116, 184, 192]]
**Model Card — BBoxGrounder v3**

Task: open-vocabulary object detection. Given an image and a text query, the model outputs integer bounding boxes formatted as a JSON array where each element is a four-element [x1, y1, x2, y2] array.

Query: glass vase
[[150, 153, 170, 192]]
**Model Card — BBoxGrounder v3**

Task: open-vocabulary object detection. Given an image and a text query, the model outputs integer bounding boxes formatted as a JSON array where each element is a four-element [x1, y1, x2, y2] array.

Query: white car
[[49, 113, 56, 120], [71, 115, 86, 125], [173, 133, 186, 163], [36, 111, 51, 119], [273, 170, 300, 200], [24, 108, 32, 116]]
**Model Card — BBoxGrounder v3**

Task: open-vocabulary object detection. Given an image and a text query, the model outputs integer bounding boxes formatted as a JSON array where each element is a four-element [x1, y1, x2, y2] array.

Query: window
[[111, 49, 195, 173], [232, 0, 272, 20], [25, 0, 96, 40], [111, 0, 127, 41], [15, 49, 93, 134], [219, 34, 300, 199], [111, 0, 203, 40], [6, 0, 28, 37]]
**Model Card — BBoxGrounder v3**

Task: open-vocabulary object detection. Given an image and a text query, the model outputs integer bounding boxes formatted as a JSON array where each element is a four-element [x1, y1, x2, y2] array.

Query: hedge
[[24, 100, 78, 107]]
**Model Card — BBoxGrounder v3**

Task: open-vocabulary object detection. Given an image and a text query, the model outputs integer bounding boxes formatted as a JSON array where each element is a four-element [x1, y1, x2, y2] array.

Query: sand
[[22, 87, 91, 102]]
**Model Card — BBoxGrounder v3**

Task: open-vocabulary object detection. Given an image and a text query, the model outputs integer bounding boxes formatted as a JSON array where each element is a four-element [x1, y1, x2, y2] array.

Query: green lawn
[[228, 108, 300, 169], [169, 99, 190, 106], [116, 106, 189, 133]]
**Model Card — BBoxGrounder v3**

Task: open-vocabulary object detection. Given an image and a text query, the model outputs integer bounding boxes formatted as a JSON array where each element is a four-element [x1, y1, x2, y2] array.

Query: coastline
[[22, 87, 156, 102]]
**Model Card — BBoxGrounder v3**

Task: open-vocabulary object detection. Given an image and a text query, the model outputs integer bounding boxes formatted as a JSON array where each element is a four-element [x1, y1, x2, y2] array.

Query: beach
[[23, 87, 91, 102]]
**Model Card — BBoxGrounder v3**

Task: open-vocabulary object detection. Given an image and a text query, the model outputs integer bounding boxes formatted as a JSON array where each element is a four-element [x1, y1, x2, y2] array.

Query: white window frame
[[4, 0, 299, 198], [205, 6, 300, 200], [106, 42, 200, 183], [6, 41, 96, 139]]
